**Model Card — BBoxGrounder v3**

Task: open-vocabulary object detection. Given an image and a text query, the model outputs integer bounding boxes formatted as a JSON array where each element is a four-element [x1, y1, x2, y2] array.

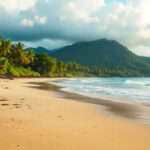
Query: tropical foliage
[[0, 37, 146, 77]]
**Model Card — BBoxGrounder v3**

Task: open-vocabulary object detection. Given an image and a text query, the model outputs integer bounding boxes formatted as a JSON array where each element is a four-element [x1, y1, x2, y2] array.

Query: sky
[[0, 0, 150, 56]]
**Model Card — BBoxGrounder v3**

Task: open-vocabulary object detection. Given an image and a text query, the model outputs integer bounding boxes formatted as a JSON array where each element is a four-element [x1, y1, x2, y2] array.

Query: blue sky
[[0, 0, 150, 56]]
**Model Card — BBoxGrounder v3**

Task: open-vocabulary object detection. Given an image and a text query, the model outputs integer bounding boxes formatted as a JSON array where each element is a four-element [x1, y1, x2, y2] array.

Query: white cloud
[[0, 0, 37, 13], [35, 15, 47, 25], [0, 0, 150, 56], [23, 38, 71, 50], [67, 0, 105, 12], [20, 15, 47, 27], [62, 0, 104, 23], [20, 18, 34, 27]]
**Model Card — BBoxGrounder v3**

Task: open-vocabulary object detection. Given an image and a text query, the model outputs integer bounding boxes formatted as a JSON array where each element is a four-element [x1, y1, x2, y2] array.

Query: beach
[[0, 78, 150, 150]]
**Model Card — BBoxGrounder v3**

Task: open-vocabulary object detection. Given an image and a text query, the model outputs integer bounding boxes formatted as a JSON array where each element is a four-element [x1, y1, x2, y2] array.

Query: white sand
[[0, 78, 150, 150]]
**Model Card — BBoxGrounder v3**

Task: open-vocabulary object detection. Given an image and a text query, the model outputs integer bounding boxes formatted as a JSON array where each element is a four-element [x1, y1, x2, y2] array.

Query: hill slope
[[26, 47, 52, 54], [26, 47, 60, 55], [52, 39, 150, 75]]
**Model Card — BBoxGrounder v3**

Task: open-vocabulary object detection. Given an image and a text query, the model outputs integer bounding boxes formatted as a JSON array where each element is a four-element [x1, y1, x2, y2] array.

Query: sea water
[[49, 78, 150, 106]]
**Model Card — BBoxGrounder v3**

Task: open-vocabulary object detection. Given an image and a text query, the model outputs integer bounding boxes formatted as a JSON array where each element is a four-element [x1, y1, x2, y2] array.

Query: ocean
[[49, 77, 150, 106]]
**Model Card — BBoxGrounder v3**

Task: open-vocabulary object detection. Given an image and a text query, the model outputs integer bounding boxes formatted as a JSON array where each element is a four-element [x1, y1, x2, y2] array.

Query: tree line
[[0, 38, 142, 77]]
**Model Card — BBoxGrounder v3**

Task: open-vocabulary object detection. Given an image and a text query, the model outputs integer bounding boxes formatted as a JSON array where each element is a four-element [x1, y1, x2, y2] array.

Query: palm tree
[[0, 57, 9, 74], [26, 49, 35, 64], [15, 42, 25, 55], [12, 42, 29, 65], [0, 39, 12, 57]]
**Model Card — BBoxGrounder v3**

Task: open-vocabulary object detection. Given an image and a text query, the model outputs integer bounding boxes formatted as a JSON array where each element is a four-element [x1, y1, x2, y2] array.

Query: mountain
[[26, 47, 62, 55], [26, 47, 51, 54], [51, 39, 150, 75]]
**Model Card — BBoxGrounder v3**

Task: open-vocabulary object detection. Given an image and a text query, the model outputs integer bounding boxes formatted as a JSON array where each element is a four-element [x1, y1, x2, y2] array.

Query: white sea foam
[[124, 80, 150, 86], [49, 77, 150, 105]]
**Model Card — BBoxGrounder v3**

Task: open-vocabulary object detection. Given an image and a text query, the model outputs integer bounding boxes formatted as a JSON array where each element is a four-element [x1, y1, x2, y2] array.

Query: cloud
[[20, 15, 47, 27], [23, 38, 71, 50], [0, 0, 150, 56], [20, 18, 34, 27], [34, 15, 47, 25], [0, 0, 37, 13]]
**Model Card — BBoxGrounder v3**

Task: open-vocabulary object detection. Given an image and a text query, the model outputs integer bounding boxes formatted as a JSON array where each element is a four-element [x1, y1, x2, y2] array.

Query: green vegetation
[[0, 38, 40, 77], [52, 39, 150, 76], [0, 37, 148, 78]]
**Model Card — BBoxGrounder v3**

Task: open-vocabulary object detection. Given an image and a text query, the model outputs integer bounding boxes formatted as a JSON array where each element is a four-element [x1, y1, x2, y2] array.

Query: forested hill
[[0, 37, 150, 77], [52, 39, 150, 75], [1, 38, 140, 78]]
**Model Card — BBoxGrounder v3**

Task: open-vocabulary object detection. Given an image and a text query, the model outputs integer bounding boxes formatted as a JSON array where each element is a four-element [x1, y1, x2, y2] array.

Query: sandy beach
[[0, 78, 150, 150]]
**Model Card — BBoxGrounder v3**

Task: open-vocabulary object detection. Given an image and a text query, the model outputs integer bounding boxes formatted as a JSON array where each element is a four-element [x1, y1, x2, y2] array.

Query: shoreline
[[59, 88, 150, 125], [0, 78, 150, 150], [29, 80, 150, 125]]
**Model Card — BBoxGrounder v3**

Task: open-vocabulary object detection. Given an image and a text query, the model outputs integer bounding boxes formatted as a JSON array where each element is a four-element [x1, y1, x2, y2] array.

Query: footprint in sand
[[0, 97, 8, 101], [58, 115, 64, 121], [0, 99, 8, 102], [1, 103, 9, 106], [4, 87, 9, 89], [25, 104, 32, 109], [11, 118, 15, 121], [17, 145, 20, 148], [12, 104, 22, 108]]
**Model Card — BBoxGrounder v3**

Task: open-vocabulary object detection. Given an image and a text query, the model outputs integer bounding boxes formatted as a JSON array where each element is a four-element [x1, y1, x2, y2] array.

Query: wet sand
[[30, 80, 150, 123], [0, 78, 150, 150]]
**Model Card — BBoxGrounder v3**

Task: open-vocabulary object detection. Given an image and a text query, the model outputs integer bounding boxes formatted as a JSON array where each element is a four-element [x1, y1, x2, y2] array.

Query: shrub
[[9, 67, 40, 77]]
